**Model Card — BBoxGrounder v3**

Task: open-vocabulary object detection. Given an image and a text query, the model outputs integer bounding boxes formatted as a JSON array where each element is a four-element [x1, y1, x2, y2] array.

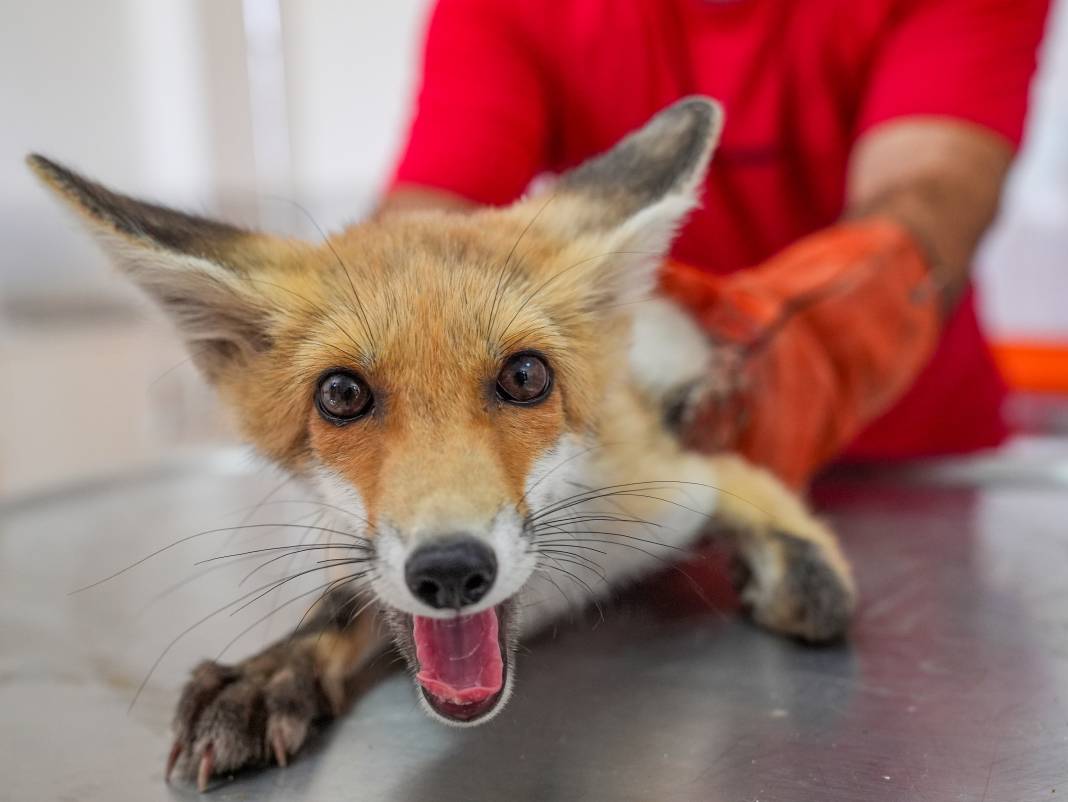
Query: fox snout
[[404, 537, 498, 610], [368, 503, 535, 621]]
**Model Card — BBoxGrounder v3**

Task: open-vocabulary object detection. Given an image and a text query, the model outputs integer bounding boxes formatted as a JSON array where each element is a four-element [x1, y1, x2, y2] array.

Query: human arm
[[662, 117, 1017, 486], [846, 118, 1013, 313], [660, 0, 1047, 485]]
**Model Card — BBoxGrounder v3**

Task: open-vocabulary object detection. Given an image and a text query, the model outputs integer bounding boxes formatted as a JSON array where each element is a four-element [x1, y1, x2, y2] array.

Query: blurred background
[[1, 0, 1066, 498]]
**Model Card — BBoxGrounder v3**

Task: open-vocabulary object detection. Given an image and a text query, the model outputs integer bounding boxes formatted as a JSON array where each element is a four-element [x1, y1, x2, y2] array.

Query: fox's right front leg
[[167, 587, 386, 791]]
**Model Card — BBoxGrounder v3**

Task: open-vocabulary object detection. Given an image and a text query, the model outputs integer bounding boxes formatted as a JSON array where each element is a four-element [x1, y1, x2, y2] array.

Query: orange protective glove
[[659, 218, 941, 488]]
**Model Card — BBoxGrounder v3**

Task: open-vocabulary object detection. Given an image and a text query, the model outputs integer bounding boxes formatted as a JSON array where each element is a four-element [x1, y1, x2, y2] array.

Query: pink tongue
[[413, 609, 503, 705]]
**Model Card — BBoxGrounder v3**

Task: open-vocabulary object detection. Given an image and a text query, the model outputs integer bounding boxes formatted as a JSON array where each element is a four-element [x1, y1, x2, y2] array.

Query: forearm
[[844, 118, 1014, 314]]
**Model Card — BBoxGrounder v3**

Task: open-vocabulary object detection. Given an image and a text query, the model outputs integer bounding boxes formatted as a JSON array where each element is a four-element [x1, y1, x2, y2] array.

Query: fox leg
[[167, 587, 387, 790], [625, 299, 854, 640], [703, 454, 856, 642], [522, 426, 854, 642]]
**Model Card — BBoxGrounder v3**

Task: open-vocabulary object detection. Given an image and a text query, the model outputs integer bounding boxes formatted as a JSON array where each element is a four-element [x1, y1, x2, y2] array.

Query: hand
[[659, 219, 940, 487]]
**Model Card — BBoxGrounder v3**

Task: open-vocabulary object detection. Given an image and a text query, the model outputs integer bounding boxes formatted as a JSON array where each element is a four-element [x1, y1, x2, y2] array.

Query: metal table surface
[[2, 444, 1067, 802]]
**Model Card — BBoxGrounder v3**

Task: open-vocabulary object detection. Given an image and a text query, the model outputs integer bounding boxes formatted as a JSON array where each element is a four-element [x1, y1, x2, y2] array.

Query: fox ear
[[27, 155, 277, 382], [532, 96, 723, 305]]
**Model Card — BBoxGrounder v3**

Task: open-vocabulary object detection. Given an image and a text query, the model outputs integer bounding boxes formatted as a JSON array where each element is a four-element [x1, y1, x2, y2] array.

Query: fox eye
[[497, 352, 552, 405], [316, 371, 373, 423]]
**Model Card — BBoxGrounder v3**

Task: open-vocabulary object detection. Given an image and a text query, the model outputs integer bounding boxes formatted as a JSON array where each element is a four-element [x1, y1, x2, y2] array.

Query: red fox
[[30, 97, 854, 790]]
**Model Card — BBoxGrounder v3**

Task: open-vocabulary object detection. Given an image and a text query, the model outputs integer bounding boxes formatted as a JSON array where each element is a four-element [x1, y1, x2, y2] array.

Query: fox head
[[30, 97, 723, 724]]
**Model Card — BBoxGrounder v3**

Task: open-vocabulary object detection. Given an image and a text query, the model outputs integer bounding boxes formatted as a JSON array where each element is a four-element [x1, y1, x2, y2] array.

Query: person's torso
[[517, 0, 899, 271], [510, 0, 1009, 456]]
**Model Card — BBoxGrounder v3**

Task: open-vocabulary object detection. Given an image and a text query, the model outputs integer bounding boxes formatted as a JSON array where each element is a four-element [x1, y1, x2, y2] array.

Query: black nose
[[405, 538, 497, 610]]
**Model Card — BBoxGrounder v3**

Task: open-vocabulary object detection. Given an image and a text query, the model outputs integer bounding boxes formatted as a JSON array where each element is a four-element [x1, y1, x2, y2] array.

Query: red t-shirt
[[392, 0, 1048, 460]]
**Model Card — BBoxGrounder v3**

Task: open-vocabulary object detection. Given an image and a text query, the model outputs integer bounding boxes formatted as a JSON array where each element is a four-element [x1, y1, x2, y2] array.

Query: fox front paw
[[738, 530, 856, 643], [166, 646, 330, 792]]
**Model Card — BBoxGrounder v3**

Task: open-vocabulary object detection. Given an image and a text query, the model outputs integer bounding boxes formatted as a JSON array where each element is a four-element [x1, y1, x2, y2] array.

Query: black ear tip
[[26, 152, 51, 175], [27, 152, 52, 170], [663, 95, 725, 132], [26, 153, 74, 187]]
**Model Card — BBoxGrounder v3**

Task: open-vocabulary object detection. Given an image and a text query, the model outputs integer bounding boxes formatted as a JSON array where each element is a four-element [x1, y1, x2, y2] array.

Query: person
[[380, 0, 1050, 487]]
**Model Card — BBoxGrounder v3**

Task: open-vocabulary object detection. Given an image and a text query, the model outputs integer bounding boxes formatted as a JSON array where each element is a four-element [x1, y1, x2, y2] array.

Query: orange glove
[[659, 218, 941, 488]]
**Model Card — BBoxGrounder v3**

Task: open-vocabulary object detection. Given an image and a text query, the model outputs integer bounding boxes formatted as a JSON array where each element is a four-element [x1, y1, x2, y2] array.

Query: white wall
[[978, 0, 1068, 342], [0, 0, 429, 305], [280, 0, 428, 229], [0, 1, 220, 304]]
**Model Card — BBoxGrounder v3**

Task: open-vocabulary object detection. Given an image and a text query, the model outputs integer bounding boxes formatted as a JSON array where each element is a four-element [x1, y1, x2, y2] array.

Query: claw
[[164, 741, 182, 783], [197, 744, 215, 793], [271, 732, 288, 768]]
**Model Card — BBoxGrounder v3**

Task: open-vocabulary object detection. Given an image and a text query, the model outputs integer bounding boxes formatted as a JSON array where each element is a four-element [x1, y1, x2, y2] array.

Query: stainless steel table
[[2, 443, 1067, 801]]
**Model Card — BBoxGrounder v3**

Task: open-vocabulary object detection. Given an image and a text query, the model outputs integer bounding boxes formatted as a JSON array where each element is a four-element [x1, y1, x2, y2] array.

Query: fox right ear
[[522, 96, 724, 307], [27, 155, 279, 382], [556, 96, 723, 227]]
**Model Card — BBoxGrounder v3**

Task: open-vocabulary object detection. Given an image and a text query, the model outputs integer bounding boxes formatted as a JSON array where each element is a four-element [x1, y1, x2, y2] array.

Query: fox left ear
[[528, 96, 724, 305], [27, 155, 279, 382]]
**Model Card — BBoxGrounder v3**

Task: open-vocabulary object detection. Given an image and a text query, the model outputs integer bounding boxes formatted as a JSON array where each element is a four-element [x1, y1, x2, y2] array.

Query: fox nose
[[405, 538, 497, 610]]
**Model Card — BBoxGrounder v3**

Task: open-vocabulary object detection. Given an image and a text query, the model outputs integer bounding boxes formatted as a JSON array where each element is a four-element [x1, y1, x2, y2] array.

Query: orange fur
[[177, 211, 624, 535], [27, 101, 856, 778]]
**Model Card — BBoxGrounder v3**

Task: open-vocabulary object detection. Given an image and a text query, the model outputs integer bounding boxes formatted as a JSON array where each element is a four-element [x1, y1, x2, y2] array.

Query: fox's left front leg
[[167, 587, 386, 791], [522, 438, 854, 643], [625, 450, 855, 642], [705, 454, 856, 642]]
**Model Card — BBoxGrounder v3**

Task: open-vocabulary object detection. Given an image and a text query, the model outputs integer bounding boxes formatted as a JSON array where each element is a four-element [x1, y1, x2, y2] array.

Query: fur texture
[[30, 97, 855, 790]]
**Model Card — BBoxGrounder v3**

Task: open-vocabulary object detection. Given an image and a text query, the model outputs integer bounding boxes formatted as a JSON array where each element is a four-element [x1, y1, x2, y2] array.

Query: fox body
[[31, 97, 854, 790]]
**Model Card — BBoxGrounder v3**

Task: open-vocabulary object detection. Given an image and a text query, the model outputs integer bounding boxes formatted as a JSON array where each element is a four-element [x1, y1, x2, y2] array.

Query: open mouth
[[411, 604, 510, 723]]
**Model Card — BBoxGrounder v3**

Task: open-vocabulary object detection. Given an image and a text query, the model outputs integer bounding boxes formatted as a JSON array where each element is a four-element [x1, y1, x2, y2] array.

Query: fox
[[29, 96, 855, 791]]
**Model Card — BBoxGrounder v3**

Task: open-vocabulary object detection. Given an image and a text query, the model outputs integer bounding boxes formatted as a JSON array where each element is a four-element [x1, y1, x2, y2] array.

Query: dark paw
[[166, 646, 329, 791], [741, 533, 856, 643]]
